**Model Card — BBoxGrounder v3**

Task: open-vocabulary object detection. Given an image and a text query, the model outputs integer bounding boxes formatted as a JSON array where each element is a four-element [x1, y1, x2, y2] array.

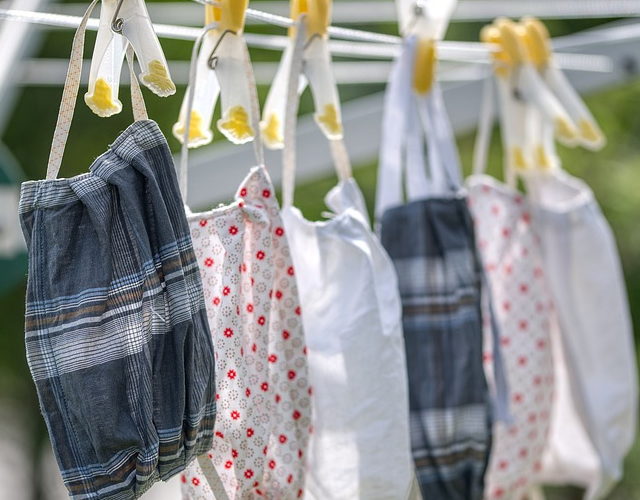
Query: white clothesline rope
[[0, 7, 622, 72]]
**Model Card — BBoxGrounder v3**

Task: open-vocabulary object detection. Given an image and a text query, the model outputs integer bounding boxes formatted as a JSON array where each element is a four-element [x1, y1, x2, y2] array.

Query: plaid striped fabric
[[19, 120, 216, 500], [380, 197, 491, 500]]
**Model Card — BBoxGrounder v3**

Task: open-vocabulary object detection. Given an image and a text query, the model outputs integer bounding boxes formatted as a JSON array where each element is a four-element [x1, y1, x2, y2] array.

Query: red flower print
[[483, 352, 493, 363], [533, 376, 542, 386], [181, 474, 186, 483], [216, 394, 220, 401], [229, 225, 238, 235], [491, 204, 500, 215], [519, 448, 528, 458], [232, 449, 238, 458], [279, 434, 287, 444], [246, 388, 251, 397], [245, 469, 254, 479], [256, 489, 263, 496], [513, 393, 524, 404], [242, 262, 247, 272], [192, 477, 200, 486], [288, 370, 296, 380], [498, 460, 508, 470], [223, 286, 231, 296], [298, 449, 303, 458], [247, 428, 254, 437], [269, 354, 277, 363], [308, 386, 313, 395], [258, 316, 266, 326], [262, 189, 271, 198], [275, 227, 284, 237], [522, 212, 531, 224], [239, 201, 244, 208], [213, 297, 221, 306], [518, 320, 528, 331], [231, 410, 240, 420], [298, 490, 303, 498], [518, 356, 527, 366], [269, 460, 276, 469], [236, 305, 240, 315], [269, 290, 273, 299], [520, 283, 529, 293], [256, 250, 265, 260], [263, 446, 268, 455], [537, 339, 546, 349], [287, 475, 293, 484], [227, 369, 236, 380], [486, 262, 496, 273], [240, 188, 247, 197], [528, 412, 537, 423], [504, 264, 513, 275], [303, 346, 307, 355], [204, 258, 214, 267], [247, 304, 254, 313], [275, 290, 283, 300], [224, 328, 234, 338], [295, 306, 301, 315], [494, 487, 505, 498], [502, 228, 510, 238], [293, 410, 301, 420], [251, 277, 255, 286], [287, 266, 294, 276], [225, 460, 233, 469], [282, 330, 290, 340], [199, 219, 207, 227], [252, 343, 257, 352], [502, 300, 511, 312], [261, 382, 269, 392], [215, 431, 224, 438], [514, 194, 524, 204], [534, 461, 542, 472], [534, 267, 543, 278], [275, 394, 281, 403], [500, 337, 510, 347]]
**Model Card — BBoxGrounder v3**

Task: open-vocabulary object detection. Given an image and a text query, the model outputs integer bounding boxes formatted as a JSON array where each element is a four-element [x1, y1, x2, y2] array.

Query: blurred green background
[[1, 1, 639, 498]]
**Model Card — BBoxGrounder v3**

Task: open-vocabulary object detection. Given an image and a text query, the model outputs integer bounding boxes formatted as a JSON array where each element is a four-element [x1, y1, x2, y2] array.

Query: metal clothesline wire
[[0, 6, 623, 72]]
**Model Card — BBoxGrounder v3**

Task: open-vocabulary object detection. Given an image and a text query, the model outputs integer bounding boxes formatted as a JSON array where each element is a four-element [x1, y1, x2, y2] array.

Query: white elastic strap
[[179, 22, 219, 201], [241, 39, 265, 167], [404, 101, 431, 201], [329, 138, 352, 182], [472, 72, 496, 176], [424, 82, 463, 189], [125, 44, 148, 122], [46, 0, 100, 180], [281, 17, 308, 208], [417, 92, 448, 196], [374, 36, 414, 218], [196, 454, 230, 500]]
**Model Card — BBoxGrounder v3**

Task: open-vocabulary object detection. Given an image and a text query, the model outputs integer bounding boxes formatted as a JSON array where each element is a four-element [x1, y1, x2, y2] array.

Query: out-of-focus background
[[1, 0, 640, 498]]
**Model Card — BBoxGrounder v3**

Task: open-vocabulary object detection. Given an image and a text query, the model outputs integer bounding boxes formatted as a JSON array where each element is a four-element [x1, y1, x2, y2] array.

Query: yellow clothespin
[[260, 0, 342, 149], [85, 0, 175, 117], [173, 0, 257, 147], [395, 0, 457, 95], [521, 17, 605, 150]]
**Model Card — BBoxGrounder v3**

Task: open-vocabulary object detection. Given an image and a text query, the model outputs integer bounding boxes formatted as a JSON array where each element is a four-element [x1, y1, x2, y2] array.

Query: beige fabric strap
[[281, 17, 308, 208], [196, 453, 230, 500], [241, 39, 265, 167], [329, 137, 352, 182], [46, 0, 100, 180], [126, 44, 148, 122]]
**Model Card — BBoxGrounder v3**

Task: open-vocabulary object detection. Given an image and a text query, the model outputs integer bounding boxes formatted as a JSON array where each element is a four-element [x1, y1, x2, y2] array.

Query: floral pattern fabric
[[467, 176, 555, 500], [181, 166, 311, 500]]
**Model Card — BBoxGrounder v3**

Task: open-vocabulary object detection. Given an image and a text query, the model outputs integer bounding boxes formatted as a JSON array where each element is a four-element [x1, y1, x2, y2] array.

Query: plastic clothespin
[[85, 0, 176, 117], [395, 0, 457, 95], [481, 22, 532, 179], [522, 17, 605, 150], [260, 0, 342, 150], [173, 0, 257, 147]]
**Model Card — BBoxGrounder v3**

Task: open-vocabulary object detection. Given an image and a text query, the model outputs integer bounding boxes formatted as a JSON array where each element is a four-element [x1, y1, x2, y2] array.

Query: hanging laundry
[[264, 10, 414, 500], [468, 19, 558, 500], [376, 30, 501, 499], [177, 16, 311, 500], [519, 18, 638, 500], [18, 3, 216, 499]]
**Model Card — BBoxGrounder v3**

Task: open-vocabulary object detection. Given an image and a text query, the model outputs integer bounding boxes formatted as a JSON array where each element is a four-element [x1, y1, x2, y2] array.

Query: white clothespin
[[173, 0, 257, 147], [85, 0, 175, 117], [395, 0, 457, 95], [522, 17, 606, 151], [261, 0, 342, 150]]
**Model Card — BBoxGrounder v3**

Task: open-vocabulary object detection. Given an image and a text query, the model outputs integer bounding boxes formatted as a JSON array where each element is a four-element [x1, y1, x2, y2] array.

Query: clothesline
[[0, 7, 620, 71]]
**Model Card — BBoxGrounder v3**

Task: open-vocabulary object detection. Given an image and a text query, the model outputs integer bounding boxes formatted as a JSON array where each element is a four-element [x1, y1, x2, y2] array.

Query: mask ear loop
[[125, 43, 149, 122]]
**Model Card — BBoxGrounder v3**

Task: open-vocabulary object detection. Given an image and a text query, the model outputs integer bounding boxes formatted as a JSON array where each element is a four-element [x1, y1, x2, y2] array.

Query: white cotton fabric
[[181, 166, 311, 500], [526, 169, 638, 500], [281, 178, 414, 500], [467, 176, 555, 500]]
